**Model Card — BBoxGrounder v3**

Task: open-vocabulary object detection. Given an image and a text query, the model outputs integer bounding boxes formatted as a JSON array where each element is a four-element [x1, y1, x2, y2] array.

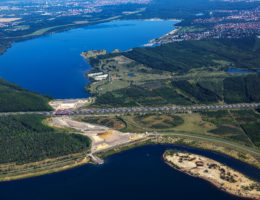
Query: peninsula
[[163, 151, 260, 200]]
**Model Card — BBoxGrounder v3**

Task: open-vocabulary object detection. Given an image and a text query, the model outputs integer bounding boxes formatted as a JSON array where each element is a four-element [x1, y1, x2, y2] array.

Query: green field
[[79, 109, 260, 149], [84, 38, 260, 108], [230, 110, 260, 148]]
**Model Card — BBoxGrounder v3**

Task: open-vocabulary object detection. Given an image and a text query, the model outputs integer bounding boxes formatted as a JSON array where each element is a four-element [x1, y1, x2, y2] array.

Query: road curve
[[156, 133, 260, 156]]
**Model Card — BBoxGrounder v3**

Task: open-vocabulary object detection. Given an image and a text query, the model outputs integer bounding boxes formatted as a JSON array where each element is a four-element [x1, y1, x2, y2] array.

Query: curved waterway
[[0, 20, 176, 98], [0, 145, 259, 200]]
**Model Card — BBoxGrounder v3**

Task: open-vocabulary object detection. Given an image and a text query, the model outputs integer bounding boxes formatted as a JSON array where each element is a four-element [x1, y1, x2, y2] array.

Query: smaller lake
[[227, 68, 250, 73], [0, 20, 176, 99], [0, 144, 259, 200], [227, 68, 260, 73], [128, 73, 135, 77]]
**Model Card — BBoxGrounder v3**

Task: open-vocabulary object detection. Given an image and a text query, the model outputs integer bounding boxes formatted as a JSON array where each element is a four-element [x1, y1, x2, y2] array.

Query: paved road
[[0, 102, 259, 116], [155, 133, 260, 156], [114, 118, 260, 157]]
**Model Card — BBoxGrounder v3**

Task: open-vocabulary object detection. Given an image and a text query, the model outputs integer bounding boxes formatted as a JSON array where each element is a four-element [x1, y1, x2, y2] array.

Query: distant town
[[151, 7, 260, 45], [0, 0, 150, 30]]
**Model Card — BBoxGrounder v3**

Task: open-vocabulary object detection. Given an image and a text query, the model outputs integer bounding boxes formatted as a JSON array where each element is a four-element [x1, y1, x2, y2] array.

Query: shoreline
[[163, 151, 260, 200], [140, 18, 181, 22], [163, 160, 253, 200], [80, 18, 180, 93], [1, 135, 260, 182], [0, 152, 91, 182], [0, 16, 259, 184], [0, 17, 181, 58]]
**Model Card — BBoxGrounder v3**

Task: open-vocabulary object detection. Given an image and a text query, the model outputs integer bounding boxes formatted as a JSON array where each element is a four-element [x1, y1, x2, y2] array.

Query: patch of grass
[[81, 116, 126, 130], [209, 125, 243, 135], [172, 80, 220, 103], [153, 87, 192, 105], [229, 110, 260, 147], [224, 74, 260, 103], [134, 114, 184, 130], [241, 123, 260, 147], [197, 79, 223, 99], [201, 110, 235, 125], [169, 113, 215, 135], [209, 124, 251, 146], [231, 110, 260, 123], [201, 110, 258, 147]]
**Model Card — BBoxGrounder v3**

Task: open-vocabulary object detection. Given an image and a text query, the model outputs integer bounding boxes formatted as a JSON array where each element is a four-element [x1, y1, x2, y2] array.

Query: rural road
[[155, 133, 260, 156], [0, 102, 260, 116]]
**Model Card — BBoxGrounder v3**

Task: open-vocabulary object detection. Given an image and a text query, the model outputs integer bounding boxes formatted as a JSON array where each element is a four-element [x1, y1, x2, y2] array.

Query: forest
[[0, 114, 91, 164], [0, 79, 52, 112], [123, 38, 260, 73]]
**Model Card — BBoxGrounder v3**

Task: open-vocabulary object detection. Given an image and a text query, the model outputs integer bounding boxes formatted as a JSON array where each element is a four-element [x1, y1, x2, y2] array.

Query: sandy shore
[[164, 151, 260, 200]]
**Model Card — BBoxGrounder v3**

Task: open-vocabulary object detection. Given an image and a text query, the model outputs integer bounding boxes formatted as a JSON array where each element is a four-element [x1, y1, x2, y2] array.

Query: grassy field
[[78, 109, 260, 149], [80, 116, 127, 130], [230, 110, 260, 148], [84, 38, 260, 108]]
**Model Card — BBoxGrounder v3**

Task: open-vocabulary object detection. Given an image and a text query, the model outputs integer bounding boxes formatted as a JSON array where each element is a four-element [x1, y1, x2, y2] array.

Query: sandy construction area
[[49, 98, 91, 110]]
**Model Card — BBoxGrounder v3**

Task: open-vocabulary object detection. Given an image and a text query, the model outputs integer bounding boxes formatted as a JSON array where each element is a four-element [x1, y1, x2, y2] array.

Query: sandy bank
[[164, 151, 260, 200]]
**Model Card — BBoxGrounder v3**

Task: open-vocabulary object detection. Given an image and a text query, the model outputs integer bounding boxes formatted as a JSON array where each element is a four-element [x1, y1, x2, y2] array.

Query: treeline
[[0, 115, 91, 164], [224, 74, 260, 103], [94, 73, 260, 107], [172, 80, 220, 103], [0, 40, 11, 55], [0, 79, 52, 112], [172, 74, 260, 104], [230, 110, 260, 147], [123, 38, 260, 73], [94, 85, 192, 107]]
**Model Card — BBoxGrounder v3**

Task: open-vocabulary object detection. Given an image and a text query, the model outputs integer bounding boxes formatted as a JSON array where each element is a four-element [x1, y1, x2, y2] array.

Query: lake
[[0, 144, 259, 200], [0, 20, 259, 200], [227, 68, 260, 73], [0, 20, 176, 99]]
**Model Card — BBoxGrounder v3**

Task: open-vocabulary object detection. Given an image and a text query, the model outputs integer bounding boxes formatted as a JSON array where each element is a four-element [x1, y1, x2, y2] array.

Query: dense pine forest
[[0, 79, 52, 112], [0, 115, 91, 164]]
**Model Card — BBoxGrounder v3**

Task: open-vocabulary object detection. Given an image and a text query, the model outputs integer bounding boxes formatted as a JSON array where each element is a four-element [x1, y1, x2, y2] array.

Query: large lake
[[0, 20, 176, 99], [1, 20, 259, 200], [1, 145, 259, 200]]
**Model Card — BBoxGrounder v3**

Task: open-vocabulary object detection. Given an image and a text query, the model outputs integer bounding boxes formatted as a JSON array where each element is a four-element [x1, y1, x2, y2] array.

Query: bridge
[[0, 103, 259, 116]]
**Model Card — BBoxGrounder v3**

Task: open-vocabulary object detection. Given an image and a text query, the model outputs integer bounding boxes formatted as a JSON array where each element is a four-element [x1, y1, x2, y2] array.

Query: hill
[[123, 38, 260, 73], [0, 79, 52, 112]]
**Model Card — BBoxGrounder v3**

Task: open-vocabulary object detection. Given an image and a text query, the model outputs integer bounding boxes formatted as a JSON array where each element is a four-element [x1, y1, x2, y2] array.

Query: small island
[[81, 49, 107, 60], [163, 150, 260, 200]]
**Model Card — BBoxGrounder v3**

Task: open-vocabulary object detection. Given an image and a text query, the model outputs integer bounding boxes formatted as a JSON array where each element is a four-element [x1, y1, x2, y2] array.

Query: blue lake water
[[0, 20, 259, 199], [0, 144, 259, 200], [0, 20, 176, 99], [227, 68, 250, 73], [128, 73, 135, 77]]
